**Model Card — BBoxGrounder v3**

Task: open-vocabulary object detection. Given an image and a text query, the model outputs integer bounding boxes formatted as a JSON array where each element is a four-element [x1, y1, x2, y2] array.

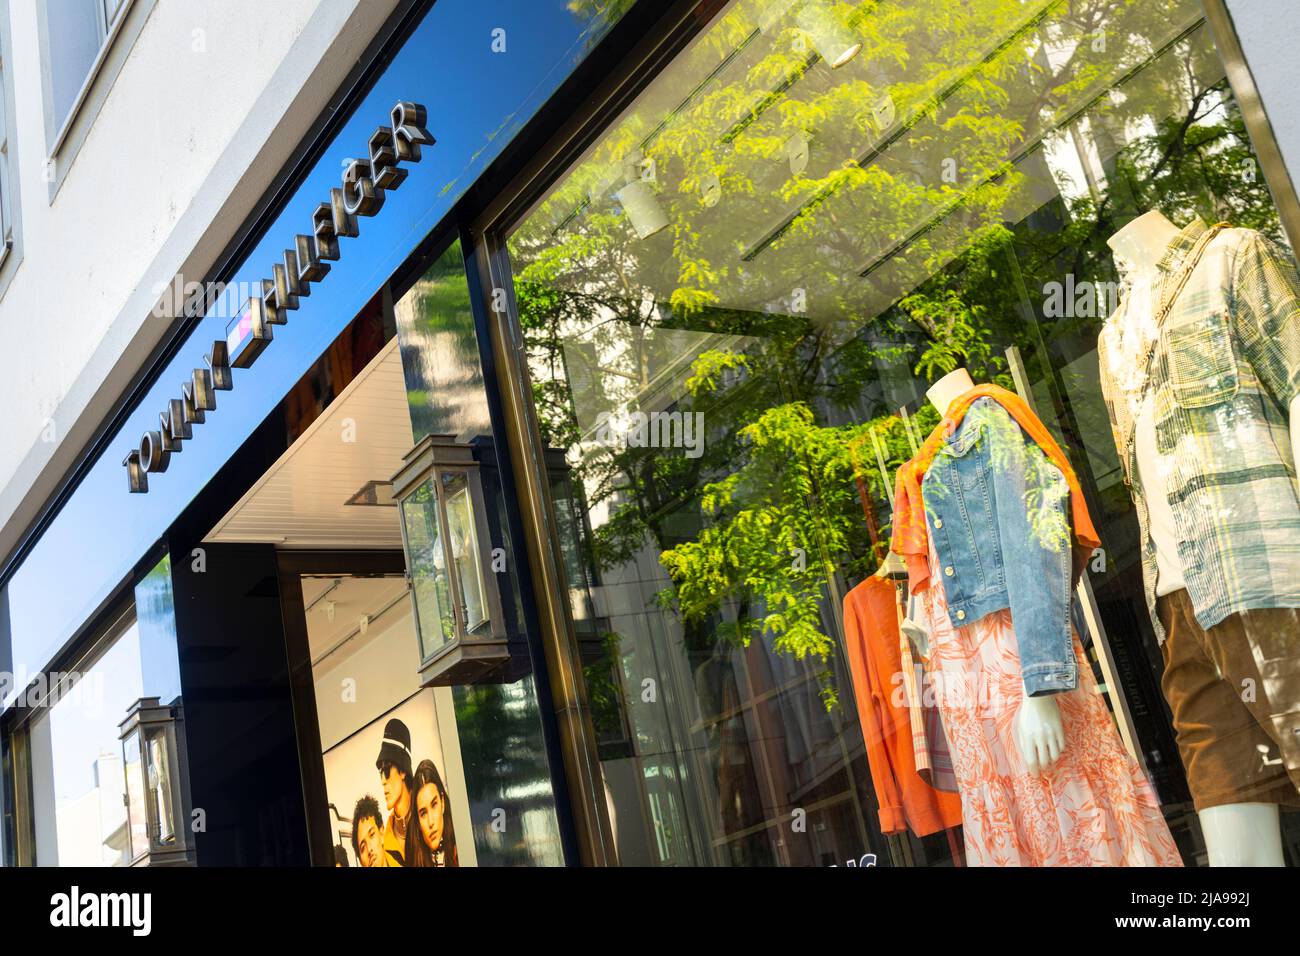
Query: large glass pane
[[304, 573, 473, 868], [28, 617, 144, 866], [393, 239, 566, 866], [508, 0, 1300, 866], [401, 482, 457, 661], [443, 472, 488, 633]]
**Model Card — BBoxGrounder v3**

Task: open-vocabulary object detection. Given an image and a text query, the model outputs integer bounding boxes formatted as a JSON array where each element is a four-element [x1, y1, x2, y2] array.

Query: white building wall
[[1224, 0, 1300, 207], [0, 0, 398, 561]]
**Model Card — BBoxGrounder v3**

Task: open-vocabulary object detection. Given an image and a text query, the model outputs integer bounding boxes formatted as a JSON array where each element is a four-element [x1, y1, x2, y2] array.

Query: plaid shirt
[[1098, 217, 1300, 642]]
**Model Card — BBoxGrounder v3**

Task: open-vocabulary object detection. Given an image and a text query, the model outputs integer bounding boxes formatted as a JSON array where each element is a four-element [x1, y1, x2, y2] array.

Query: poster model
[[323, 689, 461, 867]]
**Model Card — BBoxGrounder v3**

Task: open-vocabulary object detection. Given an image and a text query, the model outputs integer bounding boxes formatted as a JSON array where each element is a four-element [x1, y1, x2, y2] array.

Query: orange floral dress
[[919, 546, 1183, 867]]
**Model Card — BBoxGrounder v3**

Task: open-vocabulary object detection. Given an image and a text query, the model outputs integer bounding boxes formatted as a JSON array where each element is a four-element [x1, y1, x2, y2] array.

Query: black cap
[[375, 718, 413, 778]]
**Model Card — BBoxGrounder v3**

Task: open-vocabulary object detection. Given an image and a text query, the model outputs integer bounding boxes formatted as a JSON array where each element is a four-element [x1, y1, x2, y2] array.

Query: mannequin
[[926, 368, 1066, 775], [1107, 211, 1288, 867], [1109, 211, 1300, 474]]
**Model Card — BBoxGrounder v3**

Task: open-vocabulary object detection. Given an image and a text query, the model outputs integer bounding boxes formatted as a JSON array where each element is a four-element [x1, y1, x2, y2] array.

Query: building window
[[505, 0, 1300, 867], [0, 1, 16, 267], [41, 0, 130, 149], [0, 57, 10, 260], [25, 610, 145, 866]]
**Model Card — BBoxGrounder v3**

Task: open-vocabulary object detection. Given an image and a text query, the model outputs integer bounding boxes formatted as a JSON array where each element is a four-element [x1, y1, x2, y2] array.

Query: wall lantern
[[118, 697, 193, 866], [390, 434, 509, 685]]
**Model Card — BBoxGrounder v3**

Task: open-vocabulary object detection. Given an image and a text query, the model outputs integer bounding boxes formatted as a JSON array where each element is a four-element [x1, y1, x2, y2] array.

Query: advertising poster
[[323, 689, 462, 867]]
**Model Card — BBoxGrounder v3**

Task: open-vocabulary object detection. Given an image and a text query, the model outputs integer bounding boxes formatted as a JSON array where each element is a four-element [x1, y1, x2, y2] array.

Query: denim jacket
[[920, 398, 1078, 697]]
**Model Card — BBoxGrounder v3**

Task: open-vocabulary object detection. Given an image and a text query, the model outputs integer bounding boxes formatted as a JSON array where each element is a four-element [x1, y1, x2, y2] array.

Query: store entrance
[[200, 336, 472, 867]]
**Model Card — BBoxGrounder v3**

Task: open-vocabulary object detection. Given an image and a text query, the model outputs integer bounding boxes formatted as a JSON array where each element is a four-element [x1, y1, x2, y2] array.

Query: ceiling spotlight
[[699, 172, 722, 208], [796, 3, 863, 69], [616, 179, 670, 240], [784, 132, 810, 176], [870, 92, 896, 131]]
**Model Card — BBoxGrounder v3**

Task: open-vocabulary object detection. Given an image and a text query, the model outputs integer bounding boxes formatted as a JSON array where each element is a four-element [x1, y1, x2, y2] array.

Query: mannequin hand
[[1014, 695, 1065, 774]]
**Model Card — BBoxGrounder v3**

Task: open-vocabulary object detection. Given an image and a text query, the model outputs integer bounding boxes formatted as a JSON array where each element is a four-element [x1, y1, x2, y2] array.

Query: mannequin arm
[[1014, 691, 1065, 774]]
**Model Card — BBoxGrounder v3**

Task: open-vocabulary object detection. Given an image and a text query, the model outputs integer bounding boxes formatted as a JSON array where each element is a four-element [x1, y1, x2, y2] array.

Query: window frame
[[36, 0, 155, 202], [0, 0, 21, 297], [3, 598, 137, 867]]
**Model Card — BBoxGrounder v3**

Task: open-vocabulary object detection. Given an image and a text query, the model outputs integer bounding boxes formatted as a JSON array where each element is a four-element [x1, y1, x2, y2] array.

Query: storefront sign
[[122, 102, 433, 493]]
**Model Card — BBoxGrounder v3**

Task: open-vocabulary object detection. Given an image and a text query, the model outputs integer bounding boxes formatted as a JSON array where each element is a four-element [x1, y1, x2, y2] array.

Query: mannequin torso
[[1106, 212, 1188, 596], [926, 368, 1066, 774], [1107, 212, 1288, 867]]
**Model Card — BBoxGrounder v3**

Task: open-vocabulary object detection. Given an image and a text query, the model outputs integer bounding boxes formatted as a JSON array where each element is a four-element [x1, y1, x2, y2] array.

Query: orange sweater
[[843, 576, 964, 837]]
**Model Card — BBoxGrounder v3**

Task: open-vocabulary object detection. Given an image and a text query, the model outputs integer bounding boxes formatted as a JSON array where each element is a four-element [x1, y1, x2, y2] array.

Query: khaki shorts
[[1157, 590, 1300, 812]]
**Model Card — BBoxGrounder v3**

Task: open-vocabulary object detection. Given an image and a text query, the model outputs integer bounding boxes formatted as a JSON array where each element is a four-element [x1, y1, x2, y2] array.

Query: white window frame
[[45, 0, 136, 159], [0, 0, 17, 279]]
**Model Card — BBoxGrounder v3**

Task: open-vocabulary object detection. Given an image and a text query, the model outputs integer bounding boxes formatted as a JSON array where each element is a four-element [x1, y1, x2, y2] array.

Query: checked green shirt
[[1098, 217, 1300, 642]]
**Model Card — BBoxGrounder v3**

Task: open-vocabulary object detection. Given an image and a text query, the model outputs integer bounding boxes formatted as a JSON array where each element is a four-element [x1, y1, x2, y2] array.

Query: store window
[[25, 611, 144, 866], [6, 555, 187, 867], [506, 0, 1300, 866]]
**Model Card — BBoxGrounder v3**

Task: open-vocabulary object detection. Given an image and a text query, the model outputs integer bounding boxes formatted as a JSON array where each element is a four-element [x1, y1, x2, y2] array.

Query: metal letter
[[262, 278, 285, 325], [205, 340, 233, 390], [296, 234, 330, 283], [123, 450, 147, 493], [139, 431, 170, 474], [390, 101, 433, 161], [272, 263, 299, 312], [159, 399, 190, 452], [342, 159, 384, 217], [283, 248, 308, 298], [312, 203, 341, 260], [330, 188, 359, 239], [367, 128, 407, 190]]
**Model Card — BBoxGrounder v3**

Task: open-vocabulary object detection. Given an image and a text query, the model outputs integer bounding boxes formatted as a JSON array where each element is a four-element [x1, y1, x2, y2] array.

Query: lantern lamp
[[118, 697, 193, 866], [390, 434, 510, 685]]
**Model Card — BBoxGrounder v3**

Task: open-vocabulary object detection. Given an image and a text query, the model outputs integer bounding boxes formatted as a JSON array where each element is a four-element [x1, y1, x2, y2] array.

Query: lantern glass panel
[[399, 477, 456, 661], [442, 471, 487, 633], [145, 725, 177, 846], [123, 731, 150, 860]]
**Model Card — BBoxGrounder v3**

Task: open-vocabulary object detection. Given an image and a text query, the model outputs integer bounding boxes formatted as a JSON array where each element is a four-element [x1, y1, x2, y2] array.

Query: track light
[[699, 172, 722, 208], [796, 3, 862, 69], [616, 179, 670, 239], [784, 132, 810, 175]]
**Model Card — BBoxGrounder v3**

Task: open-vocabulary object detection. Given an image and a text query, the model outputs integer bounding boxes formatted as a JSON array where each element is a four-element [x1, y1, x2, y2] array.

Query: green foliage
[[505, 0, 1287, 719], [657, 403, 860, 650]]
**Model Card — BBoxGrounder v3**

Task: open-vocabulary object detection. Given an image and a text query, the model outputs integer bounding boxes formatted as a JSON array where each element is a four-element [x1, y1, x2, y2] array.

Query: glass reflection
[[508, 0, 1296, 865]]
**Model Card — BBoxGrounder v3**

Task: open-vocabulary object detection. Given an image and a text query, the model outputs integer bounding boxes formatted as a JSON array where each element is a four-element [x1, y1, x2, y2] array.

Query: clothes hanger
[[874, 549, 908, 580]]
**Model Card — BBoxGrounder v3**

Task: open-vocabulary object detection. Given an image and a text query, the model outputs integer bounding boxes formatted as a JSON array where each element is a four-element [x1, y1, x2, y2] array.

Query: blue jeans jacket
[[920, 397, 1078, 697]]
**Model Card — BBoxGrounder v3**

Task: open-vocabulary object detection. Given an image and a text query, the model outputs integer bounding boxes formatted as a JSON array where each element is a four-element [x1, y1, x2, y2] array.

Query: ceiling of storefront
[[203, 339, 412, 550], [300, 574, 411, 666]]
